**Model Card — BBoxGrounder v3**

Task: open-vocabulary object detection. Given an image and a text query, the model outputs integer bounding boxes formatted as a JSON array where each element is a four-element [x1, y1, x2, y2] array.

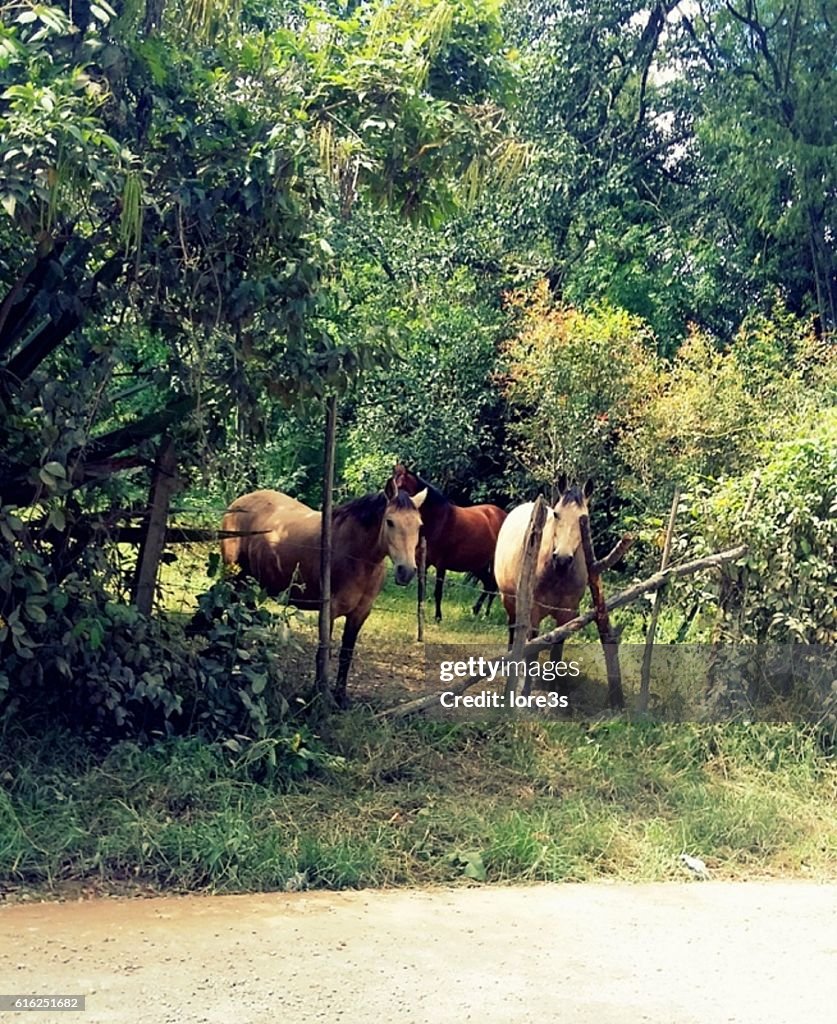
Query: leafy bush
[[498, 282, 658, 494], [0, 525, 297, 743], [684, 410, 837, 644], [185, 568, 299, 739], [622, 303, 834, 495]]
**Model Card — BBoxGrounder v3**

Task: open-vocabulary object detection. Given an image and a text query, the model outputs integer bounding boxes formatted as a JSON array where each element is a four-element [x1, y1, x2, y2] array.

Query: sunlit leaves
[[694, 410, 837, 644], [499, 280, 658, 488], [621, 301, 834, 492]]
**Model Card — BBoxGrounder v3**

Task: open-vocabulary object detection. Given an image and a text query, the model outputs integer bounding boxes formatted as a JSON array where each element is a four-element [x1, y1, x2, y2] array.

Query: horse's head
[[393, 462, 421, 496], [549, 476, 593, 573], [383, 477, 427, 585]]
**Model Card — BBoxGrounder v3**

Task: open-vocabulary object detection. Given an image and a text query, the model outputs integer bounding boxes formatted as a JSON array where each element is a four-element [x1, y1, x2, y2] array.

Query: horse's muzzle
[[552, 554, 573, 573], [394, 565, 416, 586]]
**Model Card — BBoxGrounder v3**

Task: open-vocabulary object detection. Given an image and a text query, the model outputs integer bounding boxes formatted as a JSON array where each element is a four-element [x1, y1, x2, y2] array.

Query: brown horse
[[494, 478, 593, 674], [221, 478, 427, 706], [393, 464, 507, 622]]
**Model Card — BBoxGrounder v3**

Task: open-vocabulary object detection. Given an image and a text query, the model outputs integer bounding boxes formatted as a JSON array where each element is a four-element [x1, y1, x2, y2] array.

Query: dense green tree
[[486, 0, 835, 343], [672, 0, 837, 332], [342, 261, 508, 501], [0, 0, 519, 728]]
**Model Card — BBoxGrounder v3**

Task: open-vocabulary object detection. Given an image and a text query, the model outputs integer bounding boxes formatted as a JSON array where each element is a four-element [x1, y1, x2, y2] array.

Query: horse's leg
[[548, 640, 565, 662], [479, 583, 497, 616], [547, 610, 577, 699], [334, 611, 368, 710], [434, 568, 446, 623], [502, 594, 516, 649], [472, 569, 496, 617]]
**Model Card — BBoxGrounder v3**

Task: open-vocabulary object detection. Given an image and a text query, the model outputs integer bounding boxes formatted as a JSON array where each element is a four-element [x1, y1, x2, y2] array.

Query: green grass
[[1, 718, 835, 895], [5, 547, 831, 897]]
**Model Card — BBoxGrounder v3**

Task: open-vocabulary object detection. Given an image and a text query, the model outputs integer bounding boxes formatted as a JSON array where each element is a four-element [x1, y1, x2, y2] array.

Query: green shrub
[[0, 533, 297, 743], [701, 410, 837, 644]]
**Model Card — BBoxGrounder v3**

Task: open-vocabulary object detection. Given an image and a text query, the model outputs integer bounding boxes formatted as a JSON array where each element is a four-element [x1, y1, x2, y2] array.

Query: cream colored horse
[[494, 480, 593, 663]]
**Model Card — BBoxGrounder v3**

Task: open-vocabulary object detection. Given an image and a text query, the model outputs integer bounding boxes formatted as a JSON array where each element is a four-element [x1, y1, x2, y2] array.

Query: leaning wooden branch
[[521, 544, 747, 659], [593, 534, 634, 573], [378, 543, 748, 719], [34, 524, 268, 545]]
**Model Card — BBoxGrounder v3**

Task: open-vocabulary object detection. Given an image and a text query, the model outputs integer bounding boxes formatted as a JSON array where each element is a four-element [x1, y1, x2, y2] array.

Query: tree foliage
[[673, 0, 837, 332], [690, 409, 837, 644], [0, 0, 519, 734], [1, 0, 835, 733]]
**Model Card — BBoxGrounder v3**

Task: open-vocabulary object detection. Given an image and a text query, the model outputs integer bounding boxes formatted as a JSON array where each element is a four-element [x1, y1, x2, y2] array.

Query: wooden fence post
[[637, 486, 681, 714], [579, 514, 625, 710], [315, 395, 337, 702], [507, 495, 548, 699], [131, 436, 178, 616], [416, 535, 427, 642]]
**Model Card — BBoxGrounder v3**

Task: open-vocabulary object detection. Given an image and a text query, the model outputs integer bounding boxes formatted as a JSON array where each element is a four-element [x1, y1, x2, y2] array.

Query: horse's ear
[[384, 477, 398, 500], [411, 487, 428, 510], [556, 472, 567, 496], [583, 478, 594, 500]]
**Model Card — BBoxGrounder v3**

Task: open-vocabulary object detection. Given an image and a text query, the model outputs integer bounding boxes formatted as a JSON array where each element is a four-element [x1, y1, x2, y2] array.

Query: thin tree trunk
[[706, 475, 761, 698], [809, 218, 827, 331], [315, 395, 337, 701], [638, 486, 680, 714], [131, 437, 178, 615], [416, 535, 427, 643]]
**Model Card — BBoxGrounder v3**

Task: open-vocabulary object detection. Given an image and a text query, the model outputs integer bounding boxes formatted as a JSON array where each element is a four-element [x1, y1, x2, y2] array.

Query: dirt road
[[2, 883, 835, 1024]]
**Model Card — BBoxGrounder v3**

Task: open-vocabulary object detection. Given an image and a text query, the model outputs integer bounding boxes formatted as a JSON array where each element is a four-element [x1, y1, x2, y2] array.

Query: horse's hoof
[[328, 686, 350, 711], [434, 615, 442, 624]]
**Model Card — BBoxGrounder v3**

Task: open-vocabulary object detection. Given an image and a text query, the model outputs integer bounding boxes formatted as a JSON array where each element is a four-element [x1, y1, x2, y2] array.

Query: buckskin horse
[[221, 478, 427, 706], [393, 464, 507, 622], [494, 478, 593, 678]]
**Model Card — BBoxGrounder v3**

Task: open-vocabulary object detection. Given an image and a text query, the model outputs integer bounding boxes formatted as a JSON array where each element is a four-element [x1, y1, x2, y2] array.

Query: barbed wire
[[160, 556, 595, 622], [160, 507, 709, 623]]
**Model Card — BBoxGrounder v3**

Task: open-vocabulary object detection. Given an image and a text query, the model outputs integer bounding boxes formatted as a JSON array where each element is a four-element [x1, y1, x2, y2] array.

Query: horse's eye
[[386, 518, 395, 528]]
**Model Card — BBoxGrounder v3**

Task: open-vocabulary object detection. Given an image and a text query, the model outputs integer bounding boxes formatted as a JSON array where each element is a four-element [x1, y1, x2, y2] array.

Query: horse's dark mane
[[411, 473, 449, 509], [559, 485, 586, 506], [333, 492, 385, 529], [391, 489, 420, 511], [334, 489, 416, 529]]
